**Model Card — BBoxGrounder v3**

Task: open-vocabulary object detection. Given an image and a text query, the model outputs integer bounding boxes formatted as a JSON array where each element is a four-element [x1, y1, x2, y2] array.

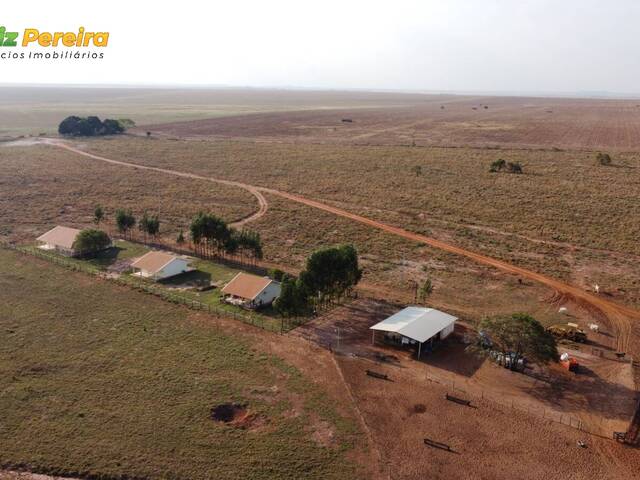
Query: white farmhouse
[[131, 251, 191, 281], [36, 226, 81, 256], [221, 272, 281, 309]]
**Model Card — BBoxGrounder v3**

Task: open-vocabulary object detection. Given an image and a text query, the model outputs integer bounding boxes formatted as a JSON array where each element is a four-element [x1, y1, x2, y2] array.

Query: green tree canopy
[[189, 212, 230, 254], [72, 229, 111, 256], [139, 212, 160, 240], [274, 277, 310, 317], [58, 116, 126, 136], [299, 244, 362, 303], [478, 313, 558, 368], [115, 209, 136, 237]]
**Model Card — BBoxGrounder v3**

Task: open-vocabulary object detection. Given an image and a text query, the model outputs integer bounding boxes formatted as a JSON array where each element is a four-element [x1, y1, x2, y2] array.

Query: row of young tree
[[274, 244, 362, 317], [189, 212, 263, 262], [94, 207, 263, 262]]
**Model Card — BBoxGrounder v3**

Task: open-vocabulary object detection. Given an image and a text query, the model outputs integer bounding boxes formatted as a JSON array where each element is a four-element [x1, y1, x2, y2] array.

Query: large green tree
[[72, 229, 111, 256], [274, 277, 309, 317], [189, 212, 230, 256], [478, 313, 558, 369], [299, 244, 362, 306]]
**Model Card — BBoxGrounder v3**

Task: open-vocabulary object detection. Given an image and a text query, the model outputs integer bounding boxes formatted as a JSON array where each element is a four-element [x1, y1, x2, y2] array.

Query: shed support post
[[371, 330, 375, 345], [418, 342, 422, 358]]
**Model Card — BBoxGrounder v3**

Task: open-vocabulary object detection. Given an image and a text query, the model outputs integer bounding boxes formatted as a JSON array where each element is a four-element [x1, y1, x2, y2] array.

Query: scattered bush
[[490, 159, 523, 174]]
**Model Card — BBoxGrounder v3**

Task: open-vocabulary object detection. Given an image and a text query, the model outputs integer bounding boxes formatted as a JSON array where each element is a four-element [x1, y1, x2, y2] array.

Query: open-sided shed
[[370, 306, 457, 357]]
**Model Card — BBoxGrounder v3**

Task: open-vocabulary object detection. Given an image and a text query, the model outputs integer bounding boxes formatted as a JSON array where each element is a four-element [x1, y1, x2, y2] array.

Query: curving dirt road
[[45, 139, 638, 354], [44, 139, 268, 229]]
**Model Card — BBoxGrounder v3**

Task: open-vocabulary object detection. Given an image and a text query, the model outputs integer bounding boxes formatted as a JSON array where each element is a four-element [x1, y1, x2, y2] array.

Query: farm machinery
[[546, 323, 587, 343]]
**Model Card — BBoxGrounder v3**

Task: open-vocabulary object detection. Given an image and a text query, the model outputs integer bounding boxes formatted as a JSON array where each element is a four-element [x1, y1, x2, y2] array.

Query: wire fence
[[1, 242, 289, 334], [423, 367, 622, 439]]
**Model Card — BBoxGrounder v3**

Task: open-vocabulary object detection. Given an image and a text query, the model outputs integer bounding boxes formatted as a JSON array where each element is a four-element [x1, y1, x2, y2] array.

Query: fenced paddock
[[1, 242, 288, 334], [425, 368, 623, 438]]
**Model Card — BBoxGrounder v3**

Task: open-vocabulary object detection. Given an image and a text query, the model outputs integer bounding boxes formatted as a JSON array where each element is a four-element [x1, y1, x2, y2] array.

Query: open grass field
[[0, 248, 363, 480], [2, 87, 640, 478], [0, 143, 255, 241], [0, 86, 443, 137], [77, 136, 640, 309]]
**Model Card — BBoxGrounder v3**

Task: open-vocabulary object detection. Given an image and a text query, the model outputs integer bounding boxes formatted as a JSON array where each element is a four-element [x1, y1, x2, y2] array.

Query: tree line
[[58, 116, 134, 136], [95, 206, 264, 263], [274, 244, 362, 317], [189, 212, 263, 262]]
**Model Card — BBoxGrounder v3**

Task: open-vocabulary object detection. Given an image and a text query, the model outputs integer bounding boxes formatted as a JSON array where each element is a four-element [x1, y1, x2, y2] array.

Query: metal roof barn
[[370, 306, 457, 357]]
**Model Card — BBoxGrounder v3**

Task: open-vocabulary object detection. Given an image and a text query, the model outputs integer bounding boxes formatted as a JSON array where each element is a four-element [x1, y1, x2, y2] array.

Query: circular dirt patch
[[413, 403, 427, 414], [211, 403, 247, 423]]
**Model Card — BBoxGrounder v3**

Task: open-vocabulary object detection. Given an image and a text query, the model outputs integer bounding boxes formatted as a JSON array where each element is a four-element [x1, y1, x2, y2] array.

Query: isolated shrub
[[506, 162, 523, 174], [596, 152, 612, 166], [93, 205, 104, 225], [489, 159, 506, 172], [418, 278, 433, 302]]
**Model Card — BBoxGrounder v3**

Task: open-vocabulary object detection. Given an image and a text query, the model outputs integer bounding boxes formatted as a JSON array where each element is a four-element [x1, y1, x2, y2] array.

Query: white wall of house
[[39, 243, 75, 256], [156, 259, 189, 280], [439, 322, 455, 339], [252, 281, 281, 307]]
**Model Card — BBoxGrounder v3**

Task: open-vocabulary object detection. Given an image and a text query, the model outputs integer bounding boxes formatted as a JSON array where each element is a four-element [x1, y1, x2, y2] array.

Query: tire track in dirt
[[44, 139, 268, 229], [45, 139, 638, 353]]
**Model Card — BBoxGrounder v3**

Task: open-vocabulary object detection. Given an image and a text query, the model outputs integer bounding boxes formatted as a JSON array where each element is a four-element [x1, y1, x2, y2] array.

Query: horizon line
[[1, 82, 640, 101]]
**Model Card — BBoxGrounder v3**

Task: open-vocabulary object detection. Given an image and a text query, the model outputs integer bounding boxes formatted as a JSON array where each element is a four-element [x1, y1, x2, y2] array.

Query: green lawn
[[89, 238, 150, 267], [23, 242, 286, 331], [0, 249, 359, 480]]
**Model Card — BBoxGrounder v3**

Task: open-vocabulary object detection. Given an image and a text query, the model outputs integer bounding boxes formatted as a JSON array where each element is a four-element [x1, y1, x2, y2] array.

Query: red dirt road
[[45, 138, 639, 354], [260, 188, 639, 354]]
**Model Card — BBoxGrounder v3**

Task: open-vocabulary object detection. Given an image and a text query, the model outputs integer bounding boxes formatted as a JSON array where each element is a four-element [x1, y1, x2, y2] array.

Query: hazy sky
[[4, 0, 639, 94]]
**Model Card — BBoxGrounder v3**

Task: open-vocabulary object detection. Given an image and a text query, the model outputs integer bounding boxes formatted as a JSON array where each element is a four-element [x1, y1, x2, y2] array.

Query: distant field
[[0, 86, 445, 136], [143, 95, 640, 151], [0, 248, 360, 480]]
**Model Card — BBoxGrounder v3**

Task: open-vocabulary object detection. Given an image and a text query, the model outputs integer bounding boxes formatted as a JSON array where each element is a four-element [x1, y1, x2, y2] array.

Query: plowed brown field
[[137, 96, 640, 151]]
